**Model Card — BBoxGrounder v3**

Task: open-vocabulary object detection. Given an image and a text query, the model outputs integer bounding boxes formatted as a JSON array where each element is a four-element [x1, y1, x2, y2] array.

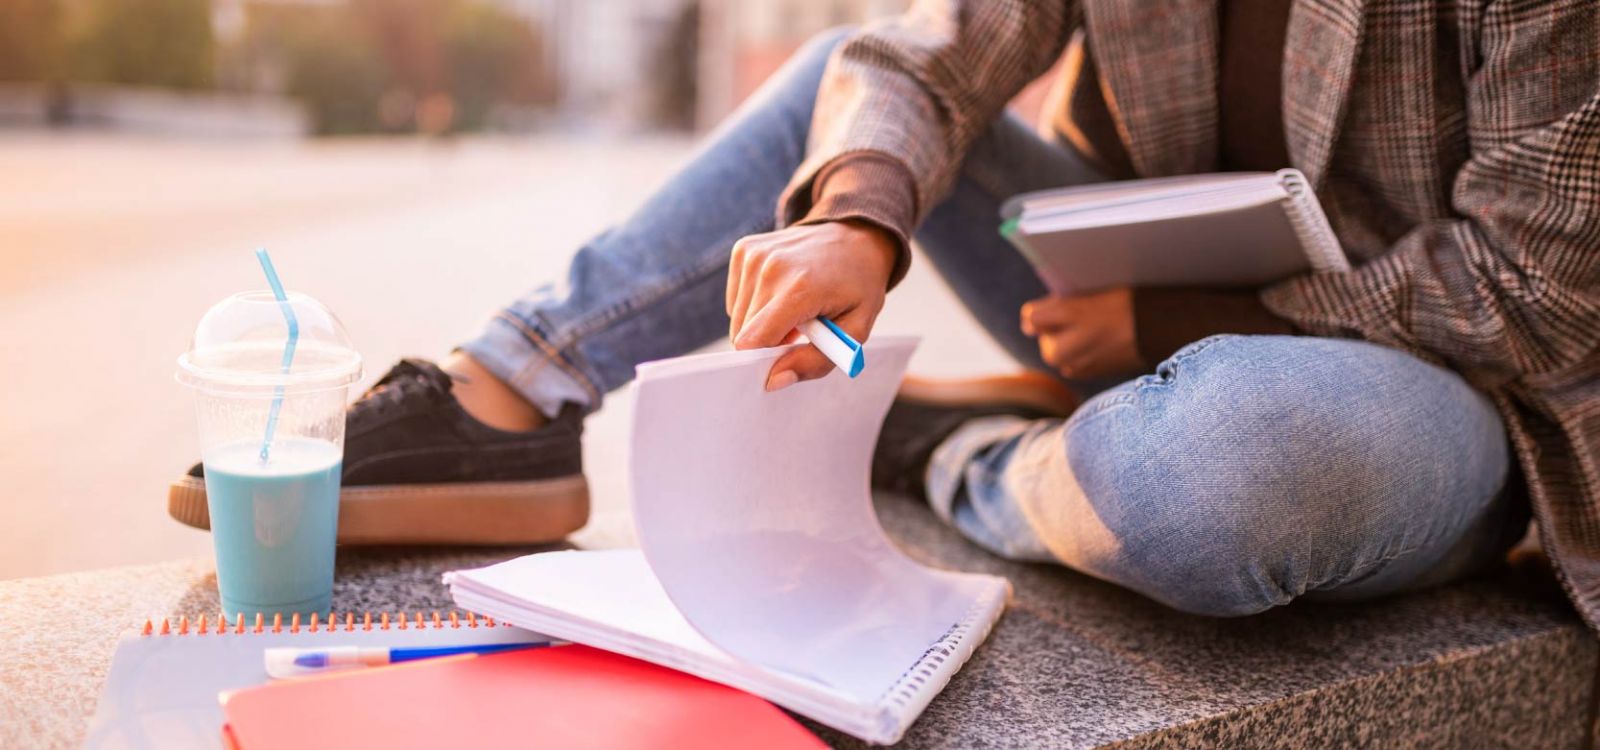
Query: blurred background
[[0, 0, 1039, 581]]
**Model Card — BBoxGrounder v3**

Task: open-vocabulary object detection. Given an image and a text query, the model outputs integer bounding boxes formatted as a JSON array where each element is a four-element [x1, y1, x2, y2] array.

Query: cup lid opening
[[177, 290, 362, 393]]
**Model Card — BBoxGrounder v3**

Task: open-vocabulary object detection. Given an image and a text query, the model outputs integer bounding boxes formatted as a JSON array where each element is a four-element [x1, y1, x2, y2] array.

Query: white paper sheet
[[629, 336, 1002, 704]]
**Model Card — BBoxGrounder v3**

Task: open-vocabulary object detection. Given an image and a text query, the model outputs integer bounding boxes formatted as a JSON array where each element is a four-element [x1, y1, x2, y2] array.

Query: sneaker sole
[[168, 475, 589, 546], [895, 371, 1081, 416]]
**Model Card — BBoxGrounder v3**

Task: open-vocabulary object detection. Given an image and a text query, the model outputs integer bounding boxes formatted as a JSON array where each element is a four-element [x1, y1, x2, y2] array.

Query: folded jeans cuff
[[458, 313, 600, 419]]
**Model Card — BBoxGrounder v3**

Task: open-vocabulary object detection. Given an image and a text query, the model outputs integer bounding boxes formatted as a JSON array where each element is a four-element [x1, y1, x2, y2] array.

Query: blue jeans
[[462, 30, 1522, 616]]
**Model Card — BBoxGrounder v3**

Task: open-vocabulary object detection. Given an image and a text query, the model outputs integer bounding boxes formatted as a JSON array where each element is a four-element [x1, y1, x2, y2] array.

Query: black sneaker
[[168, 359, 588, 545], [872, 372, 1080, 497]]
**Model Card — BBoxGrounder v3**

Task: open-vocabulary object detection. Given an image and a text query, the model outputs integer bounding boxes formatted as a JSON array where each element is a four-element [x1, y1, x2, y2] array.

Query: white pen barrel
[[798, 319, 863, 378]]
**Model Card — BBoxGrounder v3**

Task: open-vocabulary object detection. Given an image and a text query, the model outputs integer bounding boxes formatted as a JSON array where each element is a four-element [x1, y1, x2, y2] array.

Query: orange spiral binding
[[136, 610, 515, 635]]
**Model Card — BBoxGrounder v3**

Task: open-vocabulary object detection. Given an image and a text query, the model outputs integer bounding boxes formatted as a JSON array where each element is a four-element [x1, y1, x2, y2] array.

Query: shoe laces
[[349, 359, 454, 423]]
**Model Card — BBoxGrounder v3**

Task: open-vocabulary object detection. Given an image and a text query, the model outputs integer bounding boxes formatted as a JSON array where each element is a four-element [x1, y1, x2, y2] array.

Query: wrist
[[835, 219, 900, 286], [795, 153, 917, 288]]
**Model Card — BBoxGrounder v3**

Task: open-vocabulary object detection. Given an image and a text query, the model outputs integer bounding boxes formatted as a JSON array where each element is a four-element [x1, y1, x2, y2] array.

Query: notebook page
[[629, 337, 1008, 705], [1020, 179, 1286, 231], [447, 549, 728, 663], [446, 550, 870, 727]]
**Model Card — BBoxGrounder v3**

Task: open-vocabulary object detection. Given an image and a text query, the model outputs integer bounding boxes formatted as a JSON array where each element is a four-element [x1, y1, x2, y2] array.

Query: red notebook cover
[[221, 645, 825, 749]]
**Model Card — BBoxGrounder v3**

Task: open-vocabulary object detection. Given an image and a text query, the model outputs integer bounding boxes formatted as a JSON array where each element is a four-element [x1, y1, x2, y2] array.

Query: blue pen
[[264, 641, 562, 678], [798, 317, 865, 378]]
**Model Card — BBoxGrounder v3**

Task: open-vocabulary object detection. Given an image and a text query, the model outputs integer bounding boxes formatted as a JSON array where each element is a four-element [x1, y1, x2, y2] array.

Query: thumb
[[766, 346, 834, 390]]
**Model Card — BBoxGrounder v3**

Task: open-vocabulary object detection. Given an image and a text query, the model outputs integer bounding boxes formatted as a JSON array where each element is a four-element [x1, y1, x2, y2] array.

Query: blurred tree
[[353, 0, 448, 102], [219, 0, 554, 135], [0, 0, 558, 136], [69, 0, 213, 89], [443, 0, 547, 132], [280, 9, 389, 135], [0, 0, 64, 82]]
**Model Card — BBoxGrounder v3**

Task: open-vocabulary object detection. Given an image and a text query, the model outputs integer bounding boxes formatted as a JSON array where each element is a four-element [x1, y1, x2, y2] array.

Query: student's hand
[[1020, 288, 1143, 379], [726, 220, 898, 390]]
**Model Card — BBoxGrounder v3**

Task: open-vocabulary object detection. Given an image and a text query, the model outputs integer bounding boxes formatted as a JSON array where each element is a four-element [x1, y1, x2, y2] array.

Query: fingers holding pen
[[723, 221, 899, 390]]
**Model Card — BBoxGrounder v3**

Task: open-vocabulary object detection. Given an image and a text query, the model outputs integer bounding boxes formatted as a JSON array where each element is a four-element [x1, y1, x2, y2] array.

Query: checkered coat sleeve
[[776, 1, 1081, 225], [780, 0, 1600, 631]]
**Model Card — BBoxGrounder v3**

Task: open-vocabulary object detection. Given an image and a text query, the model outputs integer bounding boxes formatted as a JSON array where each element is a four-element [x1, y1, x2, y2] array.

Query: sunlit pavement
[[0, 132, 1012, 580]]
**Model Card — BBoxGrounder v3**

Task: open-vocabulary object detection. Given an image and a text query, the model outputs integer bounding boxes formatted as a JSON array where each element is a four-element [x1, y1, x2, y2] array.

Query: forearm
[[778, 0, 1077, 231], [1264, 0, 1600, 380]]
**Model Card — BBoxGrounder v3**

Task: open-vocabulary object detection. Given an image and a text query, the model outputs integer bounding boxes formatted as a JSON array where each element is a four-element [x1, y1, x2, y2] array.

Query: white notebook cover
[[446, 337, 1011, 744], [1000, 168, 1349, 295]]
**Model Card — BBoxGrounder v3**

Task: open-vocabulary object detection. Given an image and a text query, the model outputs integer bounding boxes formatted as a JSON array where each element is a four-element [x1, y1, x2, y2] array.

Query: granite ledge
[[3, 493, 1592, 749]]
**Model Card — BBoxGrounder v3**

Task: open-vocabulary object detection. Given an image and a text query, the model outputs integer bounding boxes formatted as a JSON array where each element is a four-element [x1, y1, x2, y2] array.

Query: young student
[[173, 1, 1599, 621]]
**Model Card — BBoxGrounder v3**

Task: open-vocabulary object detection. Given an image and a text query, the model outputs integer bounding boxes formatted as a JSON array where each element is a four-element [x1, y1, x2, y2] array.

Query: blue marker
[[264, 641, 562, 678], [798, 317, 865, 378]]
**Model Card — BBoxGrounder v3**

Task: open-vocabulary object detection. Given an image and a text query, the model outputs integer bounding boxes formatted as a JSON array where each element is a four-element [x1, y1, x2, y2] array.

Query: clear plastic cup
[[177, 291, 361, 619]]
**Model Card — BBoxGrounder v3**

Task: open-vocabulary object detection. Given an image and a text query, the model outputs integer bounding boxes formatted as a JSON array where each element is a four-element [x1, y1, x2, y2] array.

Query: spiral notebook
[[447, 337, 1012, 745], [1000, 168, 1349, 295], [84, 611, 545, 749]]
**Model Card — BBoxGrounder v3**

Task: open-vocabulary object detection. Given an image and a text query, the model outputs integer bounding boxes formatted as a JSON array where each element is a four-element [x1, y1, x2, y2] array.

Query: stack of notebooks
[[87, 611, 826, 749]]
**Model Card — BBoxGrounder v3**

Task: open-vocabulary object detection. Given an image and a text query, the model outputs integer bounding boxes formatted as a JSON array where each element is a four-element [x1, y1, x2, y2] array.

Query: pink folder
[[221, 644, 825, 749]]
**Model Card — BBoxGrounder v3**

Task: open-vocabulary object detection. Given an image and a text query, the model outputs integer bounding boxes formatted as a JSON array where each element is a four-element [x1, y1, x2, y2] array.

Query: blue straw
[[255, 249, 298, 464]]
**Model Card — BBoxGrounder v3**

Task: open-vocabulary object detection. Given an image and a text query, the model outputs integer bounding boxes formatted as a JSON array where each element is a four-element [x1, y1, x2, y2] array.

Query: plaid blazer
[[780, 0, 1600, 629]]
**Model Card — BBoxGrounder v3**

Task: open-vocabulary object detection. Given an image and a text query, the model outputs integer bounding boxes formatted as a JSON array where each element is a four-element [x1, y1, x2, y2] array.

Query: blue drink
[[202, 438, 342, 618]]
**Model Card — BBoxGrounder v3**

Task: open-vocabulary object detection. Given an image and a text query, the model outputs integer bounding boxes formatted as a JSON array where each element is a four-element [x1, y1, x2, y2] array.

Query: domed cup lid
[[177, 291, 362, 396]]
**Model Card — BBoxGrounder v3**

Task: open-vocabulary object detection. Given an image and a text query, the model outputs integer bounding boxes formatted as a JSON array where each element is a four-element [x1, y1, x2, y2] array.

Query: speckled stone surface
[[2, 493, 1592, 749]]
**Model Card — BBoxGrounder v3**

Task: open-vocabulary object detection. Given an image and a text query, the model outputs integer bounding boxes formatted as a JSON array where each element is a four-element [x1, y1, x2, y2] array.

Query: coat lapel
[[1281, 0, 1369, 187], [1084, 0, 1369, 184], [1082, 0, 1220, 178]]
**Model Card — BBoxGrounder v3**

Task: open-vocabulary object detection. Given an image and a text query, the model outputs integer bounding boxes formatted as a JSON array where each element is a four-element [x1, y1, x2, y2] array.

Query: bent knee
[[1084, 483, 1400, 618], [1060, 335, 1509, 615], [1066, 335, 1507, 514]]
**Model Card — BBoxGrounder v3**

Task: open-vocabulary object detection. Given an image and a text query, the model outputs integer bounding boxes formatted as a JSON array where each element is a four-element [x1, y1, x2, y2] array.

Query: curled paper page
[[630, 336, 1006, 705]]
